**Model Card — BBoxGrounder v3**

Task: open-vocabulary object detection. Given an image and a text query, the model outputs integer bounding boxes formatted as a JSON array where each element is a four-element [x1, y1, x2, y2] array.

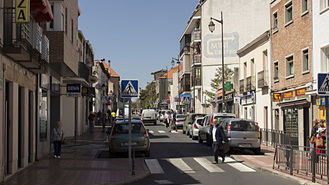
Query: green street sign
[[224, 82, 233, 91]]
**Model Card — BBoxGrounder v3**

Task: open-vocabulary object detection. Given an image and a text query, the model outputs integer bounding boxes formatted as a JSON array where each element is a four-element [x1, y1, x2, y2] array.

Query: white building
[[198, 0, 270, 114], [237, 31, 271, 129]]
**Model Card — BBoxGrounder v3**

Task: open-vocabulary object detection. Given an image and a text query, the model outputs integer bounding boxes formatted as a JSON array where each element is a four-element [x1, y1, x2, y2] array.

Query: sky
[[78, 0, 199, 88]]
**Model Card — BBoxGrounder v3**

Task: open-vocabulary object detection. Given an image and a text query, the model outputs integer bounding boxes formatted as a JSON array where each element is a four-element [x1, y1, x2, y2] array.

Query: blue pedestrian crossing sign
[[318, 73, 329, 95], [121, 80, 139, 98]]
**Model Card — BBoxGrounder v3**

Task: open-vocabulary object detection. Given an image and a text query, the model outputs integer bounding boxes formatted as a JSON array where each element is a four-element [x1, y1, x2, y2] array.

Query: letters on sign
[[295, 88, 306, 96], [273, 93, 282, 102], [16, 0, 30, 23], [283, 91, 293, 99]]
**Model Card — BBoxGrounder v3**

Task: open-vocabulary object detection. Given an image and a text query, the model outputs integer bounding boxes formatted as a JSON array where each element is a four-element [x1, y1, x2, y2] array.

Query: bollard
[[311, 147, 316, 183]]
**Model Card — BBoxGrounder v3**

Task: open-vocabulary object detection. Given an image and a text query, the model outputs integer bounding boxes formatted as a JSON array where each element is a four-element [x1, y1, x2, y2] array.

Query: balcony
[[239, 79, 245, 94], [193, 54, 201, 65], [32, 23, 43, 54], [246, 76, 256, 92], [180, 34, 191, 56], [192, 29, 201, 42], [258, 70, 268, 88], [179, 74, 191, 93]]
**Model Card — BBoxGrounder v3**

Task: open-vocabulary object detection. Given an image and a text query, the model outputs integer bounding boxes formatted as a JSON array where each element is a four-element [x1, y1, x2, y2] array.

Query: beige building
[[0, 0, 53, 181], [270, 0, 313, 146]]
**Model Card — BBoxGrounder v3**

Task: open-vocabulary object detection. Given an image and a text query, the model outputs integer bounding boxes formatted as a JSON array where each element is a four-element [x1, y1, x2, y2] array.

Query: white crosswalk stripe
[[149, 130, 154, 134], [145, 159, 164, 174], [194, 158, 224, 172], [158, 130, 166, 133], [222, 157, 256, 172], [167, 158, 195, 174], [170, 130, 178, 133]]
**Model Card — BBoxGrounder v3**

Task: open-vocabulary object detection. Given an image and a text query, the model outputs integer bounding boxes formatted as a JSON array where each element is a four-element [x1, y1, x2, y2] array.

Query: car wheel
[[198, 134, 203, 143], [145, 150, 150, 157]]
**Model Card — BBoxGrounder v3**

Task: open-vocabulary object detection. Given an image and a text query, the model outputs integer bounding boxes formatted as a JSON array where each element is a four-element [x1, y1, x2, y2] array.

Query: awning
[[31, 0, 53, 22], [278, 99, 310, 108]]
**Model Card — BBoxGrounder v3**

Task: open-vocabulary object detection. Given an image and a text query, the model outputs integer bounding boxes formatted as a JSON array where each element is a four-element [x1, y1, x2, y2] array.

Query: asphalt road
[[131, 121, 300, 185]]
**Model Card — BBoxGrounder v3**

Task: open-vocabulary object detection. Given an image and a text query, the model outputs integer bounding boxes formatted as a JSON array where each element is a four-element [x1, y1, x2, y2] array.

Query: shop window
[[320, 0, 329, 11], [274, 61, 279, 81], [283, 108, 298, 146]]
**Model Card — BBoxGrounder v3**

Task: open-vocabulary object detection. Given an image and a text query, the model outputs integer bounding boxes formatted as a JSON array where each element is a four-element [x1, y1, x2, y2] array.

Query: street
[[131, 122, 300, 185]]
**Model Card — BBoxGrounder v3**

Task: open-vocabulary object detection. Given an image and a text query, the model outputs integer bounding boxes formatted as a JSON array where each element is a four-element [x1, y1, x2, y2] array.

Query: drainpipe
[[2, 61, 6, 182]]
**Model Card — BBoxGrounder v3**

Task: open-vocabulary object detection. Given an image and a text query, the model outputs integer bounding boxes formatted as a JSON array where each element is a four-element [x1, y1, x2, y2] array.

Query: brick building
[[270, 0, 313, 147]]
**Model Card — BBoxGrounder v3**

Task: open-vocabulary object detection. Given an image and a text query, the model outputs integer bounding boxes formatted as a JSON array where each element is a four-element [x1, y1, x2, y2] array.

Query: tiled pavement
[[1, 127, 150, 185]]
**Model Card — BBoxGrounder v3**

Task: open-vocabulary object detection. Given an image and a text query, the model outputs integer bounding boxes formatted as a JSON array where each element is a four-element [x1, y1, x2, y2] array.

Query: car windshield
[[231, 121, 257, 131], [113, 123, 145, 134], [196, 119, 203, 124], [177, 115, 185, 119]]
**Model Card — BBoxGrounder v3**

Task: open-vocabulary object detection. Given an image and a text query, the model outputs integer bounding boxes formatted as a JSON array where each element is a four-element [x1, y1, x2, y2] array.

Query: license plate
[[122, 142, 137, 146], [238, 143, 251, 148]]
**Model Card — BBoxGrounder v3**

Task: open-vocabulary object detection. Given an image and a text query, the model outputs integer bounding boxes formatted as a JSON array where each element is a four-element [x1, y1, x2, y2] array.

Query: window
[[195, 68, 201, 79], [285, 1, 293, 24], [320, 0, 329, 11], [244, 62, 247, 78], [302, 49, 309, 72], [50, 5, 54, 29], [302, 0, 308, 14], [263, 50, 268, 82], [71, 19, 74, 43], [286, 55, 294, 77], [273, 11, 278, 31], [321, 47, 329, 72], [274, 61, 279, 81]]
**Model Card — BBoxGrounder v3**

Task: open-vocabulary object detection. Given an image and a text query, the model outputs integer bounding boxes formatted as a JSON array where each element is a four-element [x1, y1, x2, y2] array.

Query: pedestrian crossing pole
[[128, 98, 135, 175], [326, 96, 329, 184]]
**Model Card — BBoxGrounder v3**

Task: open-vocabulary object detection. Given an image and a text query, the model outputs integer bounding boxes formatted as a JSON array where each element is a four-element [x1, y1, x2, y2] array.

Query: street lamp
[[208, 11, 226, 113]]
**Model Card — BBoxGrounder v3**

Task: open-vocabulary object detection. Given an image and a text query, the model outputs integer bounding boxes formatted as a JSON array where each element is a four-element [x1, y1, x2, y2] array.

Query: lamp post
[[208, 11, 225, 113], [172, 56, 180, 113]]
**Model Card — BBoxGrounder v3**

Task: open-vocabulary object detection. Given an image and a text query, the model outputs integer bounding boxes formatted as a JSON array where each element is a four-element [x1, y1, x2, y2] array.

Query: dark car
[[107, 120, 150, 157], [183, 113, 206, 134]]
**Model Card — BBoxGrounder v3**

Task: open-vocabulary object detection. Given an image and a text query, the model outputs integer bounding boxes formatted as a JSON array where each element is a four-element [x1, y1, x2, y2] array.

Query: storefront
[[240, 91, 256, 120], [218, 92, 235, 114]]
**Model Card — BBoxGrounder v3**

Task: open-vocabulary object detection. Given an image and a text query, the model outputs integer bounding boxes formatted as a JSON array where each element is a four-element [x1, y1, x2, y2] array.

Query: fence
[[260, 128, 292, 146], [274, 145, 328, 183]]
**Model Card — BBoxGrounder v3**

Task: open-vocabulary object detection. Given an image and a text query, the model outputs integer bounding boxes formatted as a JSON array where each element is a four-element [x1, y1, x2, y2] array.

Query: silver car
[[221, 118, 261, 153], [175, 114, 186, 128]]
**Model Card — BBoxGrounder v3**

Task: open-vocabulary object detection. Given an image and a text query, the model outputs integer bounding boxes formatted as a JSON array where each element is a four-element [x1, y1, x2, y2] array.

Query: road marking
[[154, 180, 174, 184], [223, 157, 256, 172], [170, 130, 177, 133], [194, 158, 224, 172], [145, 159, 164, 174], [167, 158, 195, 174], [149, 130, 154, 134], [158, 130, 166, 134]]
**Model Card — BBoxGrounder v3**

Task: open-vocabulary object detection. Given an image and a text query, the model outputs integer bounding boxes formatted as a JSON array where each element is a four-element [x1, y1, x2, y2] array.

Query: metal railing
[[192, 29, 201, 42], [260, 128, 292, 146], [274, 145, 328, 183]]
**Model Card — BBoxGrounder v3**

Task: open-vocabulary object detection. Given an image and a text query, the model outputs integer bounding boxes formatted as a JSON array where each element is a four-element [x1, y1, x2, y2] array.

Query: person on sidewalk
[[88, 112, 95, 133], [210, 119, 228, 164], [52, 121, 64, 159], [315, 120, 326, 162]]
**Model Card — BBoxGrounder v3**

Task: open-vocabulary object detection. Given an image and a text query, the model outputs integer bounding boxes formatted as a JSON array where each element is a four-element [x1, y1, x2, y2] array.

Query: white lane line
[[145, 159, 164, 174], [158, 130, 166, 134], [223, 157, 256, 172], [149, 130, 154, 134], [167, 158, 195, 174], [154, 180, 174, 184], [194, 158, 224, 173]]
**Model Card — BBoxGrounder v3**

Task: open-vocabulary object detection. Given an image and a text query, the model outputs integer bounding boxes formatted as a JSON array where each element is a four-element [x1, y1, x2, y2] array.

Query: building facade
[[270, 0, 313, 147]]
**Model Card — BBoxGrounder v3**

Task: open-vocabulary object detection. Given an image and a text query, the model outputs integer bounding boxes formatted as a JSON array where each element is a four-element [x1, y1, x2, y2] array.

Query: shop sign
[[66, 84, 81, 97], [316, 97, 327, 106], [273, 93, 282, 102], [295, 88, 306, 96], [283, 91, 293, 99], [224, 93, 234, 102], [16, 0, 30, 23]]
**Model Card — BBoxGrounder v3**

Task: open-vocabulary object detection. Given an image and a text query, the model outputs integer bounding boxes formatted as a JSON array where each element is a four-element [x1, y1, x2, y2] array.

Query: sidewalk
[[1, 127, 150, 185], [231, 145, 321, 185]]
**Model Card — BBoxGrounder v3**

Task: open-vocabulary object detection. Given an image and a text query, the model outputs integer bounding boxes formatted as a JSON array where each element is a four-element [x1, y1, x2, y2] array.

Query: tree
[[204, 65, 233, 103], [138, 81, 158, 109]]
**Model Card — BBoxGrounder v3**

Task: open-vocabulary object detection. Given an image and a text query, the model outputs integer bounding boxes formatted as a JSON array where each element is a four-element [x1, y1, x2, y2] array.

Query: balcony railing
[[258, 70, 268, 88], [192, 78, 202, 86], [239, 79, 244, 93], [41, 35, 50, 63], [193, 54, 201, 64], [246, 76, 256, 92], [33, 23, 43, 54], [192, 29, 201, 42]]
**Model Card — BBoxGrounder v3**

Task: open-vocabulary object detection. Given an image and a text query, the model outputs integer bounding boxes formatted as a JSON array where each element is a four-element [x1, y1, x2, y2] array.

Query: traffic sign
[[121, 80, 138, 98], [318, 73, 329, 95]]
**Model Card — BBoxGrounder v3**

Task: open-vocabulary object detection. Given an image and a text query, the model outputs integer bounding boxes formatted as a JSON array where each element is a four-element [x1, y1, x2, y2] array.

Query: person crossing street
[[210, 119, 228, 164]]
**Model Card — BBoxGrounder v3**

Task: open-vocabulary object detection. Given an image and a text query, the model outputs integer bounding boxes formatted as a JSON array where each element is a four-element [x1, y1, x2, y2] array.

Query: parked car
[[141, 109, 157, 125], [107, 120, 150, 157], [221, 118, 261, 153], [198, 113, 236, 145], [189, 117, 205, 140], [183, 113, 206, 134], [175, 114, 186, 128]]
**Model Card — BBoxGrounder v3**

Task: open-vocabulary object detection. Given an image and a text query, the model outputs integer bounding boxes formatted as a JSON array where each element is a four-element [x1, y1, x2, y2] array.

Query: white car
[[190, 117, 204, 140], [142, 109, 157, 125]]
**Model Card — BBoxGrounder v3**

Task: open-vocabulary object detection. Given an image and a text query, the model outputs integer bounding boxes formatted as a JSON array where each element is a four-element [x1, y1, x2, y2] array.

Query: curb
[[231, 156, 320, 185]]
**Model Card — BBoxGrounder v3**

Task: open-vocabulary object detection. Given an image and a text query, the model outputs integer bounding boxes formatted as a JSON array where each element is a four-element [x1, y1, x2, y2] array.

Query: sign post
[[317, 73, 329, 184], [121, 80, 138, 175]]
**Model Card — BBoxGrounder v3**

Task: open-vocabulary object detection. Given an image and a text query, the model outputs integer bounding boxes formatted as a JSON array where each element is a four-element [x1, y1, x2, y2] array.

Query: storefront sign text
[[295, 88, 306, 96], [273, 93, 282, 102], [283, 91, 293, 99]]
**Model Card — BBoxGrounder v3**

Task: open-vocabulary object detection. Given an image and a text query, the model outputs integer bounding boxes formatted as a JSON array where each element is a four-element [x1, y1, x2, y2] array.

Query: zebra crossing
[[145, 157, 256, 175]]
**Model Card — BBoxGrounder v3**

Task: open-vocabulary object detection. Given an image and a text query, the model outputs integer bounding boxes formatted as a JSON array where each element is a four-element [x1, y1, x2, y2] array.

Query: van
[[141, 109, 157, 125]]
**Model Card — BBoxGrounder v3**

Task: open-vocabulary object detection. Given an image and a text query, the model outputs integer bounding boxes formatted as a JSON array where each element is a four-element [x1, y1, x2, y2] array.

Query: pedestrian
[[111, 111, 116, 126], [52, 121, 64, 159], [315, 120, 326, 162], [88, 112, 95, 133], [172, 111, 177, 131], [210, 119, 228, 164], [310, 119, 318, 162]]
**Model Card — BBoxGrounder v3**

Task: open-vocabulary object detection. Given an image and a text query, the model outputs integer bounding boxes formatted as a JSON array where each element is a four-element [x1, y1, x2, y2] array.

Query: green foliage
[[204, 66, 233, 103], [138, 81, 158, 109]]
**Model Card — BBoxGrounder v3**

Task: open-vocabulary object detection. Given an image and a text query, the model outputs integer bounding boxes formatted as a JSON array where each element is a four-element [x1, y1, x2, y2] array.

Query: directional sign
[[318, 73, 329, 95], [16, 0, 30, 23], [121, 80, 138, 98]]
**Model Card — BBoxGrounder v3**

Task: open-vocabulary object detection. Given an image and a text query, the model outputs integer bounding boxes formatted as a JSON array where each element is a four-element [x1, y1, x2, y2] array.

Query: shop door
[[303, 107, 310, 147], [4, 82, 11, 175], [283, 108, 298, 146]]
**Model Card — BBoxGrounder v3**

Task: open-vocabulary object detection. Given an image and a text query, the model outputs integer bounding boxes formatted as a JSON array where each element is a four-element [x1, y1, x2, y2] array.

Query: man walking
[[210, 119, 228, 164]]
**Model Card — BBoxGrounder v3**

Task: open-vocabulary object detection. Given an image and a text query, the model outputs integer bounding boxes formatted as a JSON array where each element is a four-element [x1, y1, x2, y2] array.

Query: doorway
[[28, 90, 33, 163], [303, 107, 310, 147], [5, 81, 12, 175]]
